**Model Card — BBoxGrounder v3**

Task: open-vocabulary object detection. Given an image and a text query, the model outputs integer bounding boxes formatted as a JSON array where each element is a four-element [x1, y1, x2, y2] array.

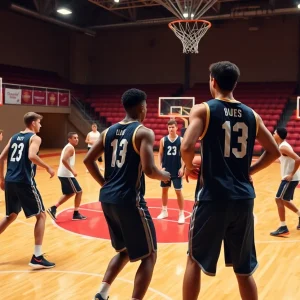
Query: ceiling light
[[57, 8, 72, 15], [114, 0, 120, 3], [183, 12, 188, 18], [298, 4, 300, 9]]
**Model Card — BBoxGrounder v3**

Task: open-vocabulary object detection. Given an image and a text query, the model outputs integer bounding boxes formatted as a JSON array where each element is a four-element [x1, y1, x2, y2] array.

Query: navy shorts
[[188, 200, 257, 276], [5, 182, 45, 218], [276, 180, 299, 201], [87, 147, 102, 162], [161, 177, 182, 190], [101, 201, 157, 262], [58, 177, 82, 195]]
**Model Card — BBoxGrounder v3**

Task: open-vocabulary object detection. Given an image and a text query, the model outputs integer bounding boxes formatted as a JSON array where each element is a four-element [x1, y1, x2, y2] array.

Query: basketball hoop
[[168, 19, 211, 54]]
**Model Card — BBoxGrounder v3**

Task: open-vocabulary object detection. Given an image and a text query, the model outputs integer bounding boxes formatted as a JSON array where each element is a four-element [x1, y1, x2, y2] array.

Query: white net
[[169, 20, 211, 53]]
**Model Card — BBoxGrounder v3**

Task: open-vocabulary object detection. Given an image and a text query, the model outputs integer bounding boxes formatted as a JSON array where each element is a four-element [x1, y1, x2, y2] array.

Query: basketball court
[[0, 151, 300, 299], [1, 0, 300, 299]]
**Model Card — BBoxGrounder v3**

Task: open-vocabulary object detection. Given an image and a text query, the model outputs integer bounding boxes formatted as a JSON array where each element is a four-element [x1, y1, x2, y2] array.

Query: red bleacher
[[285, 110, 300, 152], [0, 64, 71, 89]]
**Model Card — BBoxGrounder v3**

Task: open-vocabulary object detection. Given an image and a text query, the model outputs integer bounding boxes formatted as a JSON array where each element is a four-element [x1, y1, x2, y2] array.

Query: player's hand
[[185, 166, 199, 183], [284, 174, 293, 181], [178, 167, 184, 178], [72, 170, 78, 177], [47, 167, 55, 178], [0, 179, 4, 191], [161, 168, 171, 183]]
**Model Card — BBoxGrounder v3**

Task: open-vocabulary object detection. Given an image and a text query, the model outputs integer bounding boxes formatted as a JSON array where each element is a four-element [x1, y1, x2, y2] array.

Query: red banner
[[21, 89, 33, 105], [58, 92, 70, 107], [33, 90, 46, 105], [47, 91, 58, 106]]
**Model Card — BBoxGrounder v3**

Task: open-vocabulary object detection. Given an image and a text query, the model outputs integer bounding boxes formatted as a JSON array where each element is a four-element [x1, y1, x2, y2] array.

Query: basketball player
[[157, 119, 185, 224], [86, 123, 102, 163], [0, 112, 56, 269], [270, 127, 300, 236], [84, 88, 170, 300], [181, 61, 280, 300], [47, 132, 86, 221]]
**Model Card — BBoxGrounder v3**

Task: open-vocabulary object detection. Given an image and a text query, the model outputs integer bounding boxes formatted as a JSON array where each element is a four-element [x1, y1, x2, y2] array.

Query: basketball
[[186, 156, 201, 180]]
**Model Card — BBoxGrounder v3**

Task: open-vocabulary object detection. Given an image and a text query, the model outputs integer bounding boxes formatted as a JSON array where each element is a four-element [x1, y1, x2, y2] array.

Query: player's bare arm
[[83, 131, 105, 186], [279, 145, 300, 181], [250, 115, 281, 175], [0, 138, 11, 190], [62, 146, 77, 177], [85, 133, 91, 145], [28, 135, 55, 178], [178, 137, 185, 177], [136, 127, 170, 181], [181, 103, 206, 170], [158, 137, 164, 168]]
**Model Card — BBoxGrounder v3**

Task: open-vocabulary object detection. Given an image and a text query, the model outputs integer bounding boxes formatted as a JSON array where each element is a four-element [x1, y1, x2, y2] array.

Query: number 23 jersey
[[197, 99, 257, 201], [100, 121, 145, 205], [5, 132, 36, 185], [162, 135, 182, 177]]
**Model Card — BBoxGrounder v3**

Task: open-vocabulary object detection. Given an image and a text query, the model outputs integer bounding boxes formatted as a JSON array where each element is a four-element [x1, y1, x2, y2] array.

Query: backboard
[[158, 97, 194, 127]]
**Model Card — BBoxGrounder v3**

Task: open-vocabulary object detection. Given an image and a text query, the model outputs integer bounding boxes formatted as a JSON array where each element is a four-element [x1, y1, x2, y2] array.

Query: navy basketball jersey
[[196, 99, 257, 201], [5, 132, 36, 185], [162, 135, 182, 177], [100, 121, 145, 205]]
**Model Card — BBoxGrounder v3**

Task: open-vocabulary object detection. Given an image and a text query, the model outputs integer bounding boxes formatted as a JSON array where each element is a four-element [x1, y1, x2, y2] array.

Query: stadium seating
[[285, 109, 300, 152], [0, 64, 71, 88], [87, 82, 294, 153]]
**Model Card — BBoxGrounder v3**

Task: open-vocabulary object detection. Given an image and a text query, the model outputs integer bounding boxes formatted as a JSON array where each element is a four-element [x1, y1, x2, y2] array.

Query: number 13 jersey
[[100, 121, 145, 205], [5, 132, 36, 185], [197, 99, 258, 201]]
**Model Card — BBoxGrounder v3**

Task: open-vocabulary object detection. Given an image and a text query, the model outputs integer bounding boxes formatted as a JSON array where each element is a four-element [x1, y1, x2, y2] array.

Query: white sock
[[162, 206, 167, 211], [34, 245, 42, 257], [179, 210, 184, 215], [99, 282, 110, 299], [297, 211, 300, 217], [280, 221, 286, 227]]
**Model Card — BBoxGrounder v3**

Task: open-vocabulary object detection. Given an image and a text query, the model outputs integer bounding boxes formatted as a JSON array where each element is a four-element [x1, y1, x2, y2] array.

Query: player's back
[[162, 135, 181, 177], [100, 121, 145, 205], [197, 99, 257, 201], [5, 132, 36, 185]]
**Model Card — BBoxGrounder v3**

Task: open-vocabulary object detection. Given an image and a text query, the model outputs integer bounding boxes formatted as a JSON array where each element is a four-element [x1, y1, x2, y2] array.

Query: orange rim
[[168, 19, 212, 29]]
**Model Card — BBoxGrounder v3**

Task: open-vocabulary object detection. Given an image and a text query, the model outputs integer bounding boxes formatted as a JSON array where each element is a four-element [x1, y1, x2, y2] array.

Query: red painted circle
[[55, 198, 194, 243]]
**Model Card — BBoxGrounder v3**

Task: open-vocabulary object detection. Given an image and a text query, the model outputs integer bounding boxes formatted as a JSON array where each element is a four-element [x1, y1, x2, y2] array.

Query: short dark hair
[[209, 61, 240, 92], [121, 88, 147, 110], [167, 119, 177, 126], [68, 132, 78, 139], [24, 112, 43, 127], [92, 123, 97, 127], [276, 127, 287, 140]]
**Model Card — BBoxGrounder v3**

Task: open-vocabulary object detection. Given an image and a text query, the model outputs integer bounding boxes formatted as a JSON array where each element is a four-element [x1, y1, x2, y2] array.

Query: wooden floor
[[1, 150, 300, 300]]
